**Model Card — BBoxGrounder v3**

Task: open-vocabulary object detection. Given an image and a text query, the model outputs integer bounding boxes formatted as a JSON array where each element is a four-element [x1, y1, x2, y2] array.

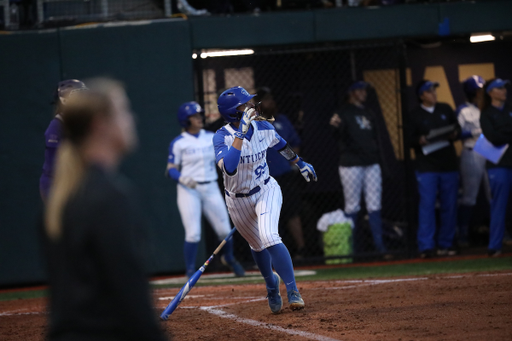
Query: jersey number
[[254, 162, 266, 180]]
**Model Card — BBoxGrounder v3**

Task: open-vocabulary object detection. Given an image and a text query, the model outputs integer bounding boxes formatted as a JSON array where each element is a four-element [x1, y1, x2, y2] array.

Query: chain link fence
[[197, 41, 414, 266]]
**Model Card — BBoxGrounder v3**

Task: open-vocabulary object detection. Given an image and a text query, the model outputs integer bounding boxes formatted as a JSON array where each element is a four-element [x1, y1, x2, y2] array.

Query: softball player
[[40, 79, 87, 201], [166, 102, 245, 278], [215, 86, 317, 314], [480, 78, 512, 257], [456, 75, 489, 246]]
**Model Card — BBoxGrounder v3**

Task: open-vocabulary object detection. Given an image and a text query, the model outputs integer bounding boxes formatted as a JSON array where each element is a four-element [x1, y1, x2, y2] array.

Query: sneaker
[[220, 255, 246, 277], [266, 273, 283, 314], [419, 249, 435, 259], [287, 290, 305, 311], [488, 249, 502, 257], [437, 248, 458, 256]]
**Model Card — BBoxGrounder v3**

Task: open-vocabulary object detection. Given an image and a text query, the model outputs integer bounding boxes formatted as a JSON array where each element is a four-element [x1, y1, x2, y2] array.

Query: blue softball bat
[[160, 228, 237, 320]]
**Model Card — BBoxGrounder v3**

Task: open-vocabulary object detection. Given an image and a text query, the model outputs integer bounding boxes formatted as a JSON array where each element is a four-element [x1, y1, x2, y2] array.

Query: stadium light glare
[[470, 34, 495, 43], [192, 53, 197, 59], [198, 49, 254, 58]]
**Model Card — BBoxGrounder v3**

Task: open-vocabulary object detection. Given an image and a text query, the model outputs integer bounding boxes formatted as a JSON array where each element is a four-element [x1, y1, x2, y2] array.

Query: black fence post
[[398, 39, 416, 259]]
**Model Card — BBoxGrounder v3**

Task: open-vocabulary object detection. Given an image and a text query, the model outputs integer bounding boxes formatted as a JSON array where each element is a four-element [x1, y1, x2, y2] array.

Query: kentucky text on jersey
[[240, 150, 267, 164]]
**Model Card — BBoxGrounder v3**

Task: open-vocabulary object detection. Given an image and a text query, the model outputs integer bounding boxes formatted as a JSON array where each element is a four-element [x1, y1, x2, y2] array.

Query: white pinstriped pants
[[224, 177, 283, 252], [338, 164, 382, 214]]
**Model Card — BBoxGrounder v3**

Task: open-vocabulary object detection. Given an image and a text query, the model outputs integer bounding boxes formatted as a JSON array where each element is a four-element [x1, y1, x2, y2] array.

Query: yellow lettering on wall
[[423, 66, 456, 109], [458, 63, 495, 82]]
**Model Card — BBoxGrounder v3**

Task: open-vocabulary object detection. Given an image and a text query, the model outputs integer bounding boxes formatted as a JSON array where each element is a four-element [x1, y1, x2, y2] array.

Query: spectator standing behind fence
[[42, 78, 168, 341], [40, 79, 87, 202], [329, 81, 391, 259], [480, 78, 512, 257], [456, 76, 490, 247], [255, 87, 306, 259], [409, 80, 460, 259]]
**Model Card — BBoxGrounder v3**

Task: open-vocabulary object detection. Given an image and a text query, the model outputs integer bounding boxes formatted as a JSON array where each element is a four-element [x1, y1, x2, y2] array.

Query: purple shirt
[[42, 115, 63, 177]]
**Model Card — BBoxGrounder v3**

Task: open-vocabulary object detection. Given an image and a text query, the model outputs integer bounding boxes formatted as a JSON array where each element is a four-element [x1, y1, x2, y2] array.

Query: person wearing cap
[[255, 87, 306, 259], [39, 79, 88, 202], [456, 76, 489, 247], [329, 81, 391, 259], [480, 78, 512, 257], [409, 80, 460, 258]]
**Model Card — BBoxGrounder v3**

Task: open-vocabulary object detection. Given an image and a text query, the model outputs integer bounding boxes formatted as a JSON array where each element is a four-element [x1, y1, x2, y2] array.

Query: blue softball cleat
[[266, 273, 283, 314], [287, 290, 305, 311]]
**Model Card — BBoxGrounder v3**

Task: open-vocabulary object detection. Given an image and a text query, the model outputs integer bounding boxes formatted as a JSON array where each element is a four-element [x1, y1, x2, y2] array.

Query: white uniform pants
[[338, 164, 382, 214], [460, 148, 490, 206], [224, 177, 282, 252], [177, 181, 231, 243]]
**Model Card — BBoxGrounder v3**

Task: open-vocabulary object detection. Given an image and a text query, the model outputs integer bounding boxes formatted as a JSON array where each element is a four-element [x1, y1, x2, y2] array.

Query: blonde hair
[[45, 78, 123, 240]]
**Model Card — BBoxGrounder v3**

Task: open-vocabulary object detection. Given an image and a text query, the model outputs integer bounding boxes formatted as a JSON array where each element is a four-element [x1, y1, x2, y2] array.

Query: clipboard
[[425, 124, 457, 143], [473, 134, 509, 164]]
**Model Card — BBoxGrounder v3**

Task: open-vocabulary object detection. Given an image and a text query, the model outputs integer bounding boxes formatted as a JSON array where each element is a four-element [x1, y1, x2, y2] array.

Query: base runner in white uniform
[[166, 102, 245, 278], [214, 87, 317, 314]]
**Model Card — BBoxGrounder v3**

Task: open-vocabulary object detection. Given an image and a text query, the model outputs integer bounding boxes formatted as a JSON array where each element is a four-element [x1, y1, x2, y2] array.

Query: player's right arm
[[165, 136, 196, 188], [213, 109, 257, 175]]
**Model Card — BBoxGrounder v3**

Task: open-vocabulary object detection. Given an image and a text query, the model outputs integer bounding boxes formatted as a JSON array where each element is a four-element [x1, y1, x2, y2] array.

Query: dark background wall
[[1, 1, 512, 286], [0, 20, 195, 286]]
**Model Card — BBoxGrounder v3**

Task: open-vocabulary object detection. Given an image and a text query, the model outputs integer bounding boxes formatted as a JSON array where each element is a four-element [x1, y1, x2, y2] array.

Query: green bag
[[323, 223, 353, 264]]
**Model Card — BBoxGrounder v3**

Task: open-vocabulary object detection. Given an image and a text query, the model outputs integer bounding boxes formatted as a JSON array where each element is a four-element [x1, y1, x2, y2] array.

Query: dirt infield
[[1, 272, 511, 341]]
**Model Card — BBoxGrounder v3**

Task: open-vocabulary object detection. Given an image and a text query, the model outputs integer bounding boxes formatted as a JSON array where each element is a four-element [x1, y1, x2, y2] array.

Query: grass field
[[2, 254, 510, 301]]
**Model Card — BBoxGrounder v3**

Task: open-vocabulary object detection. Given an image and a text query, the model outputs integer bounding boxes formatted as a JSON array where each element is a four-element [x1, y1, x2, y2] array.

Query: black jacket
[[332, 103, 380, 167], [43, 166, 167, 341], [408, 103, 460, 172], [480, 103, 512, 169]]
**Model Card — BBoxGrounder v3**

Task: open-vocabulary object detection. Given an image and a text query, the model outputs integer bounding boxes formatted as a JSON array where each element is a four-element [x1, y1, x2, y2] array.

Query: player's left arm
[[269, 124, 317, 182]]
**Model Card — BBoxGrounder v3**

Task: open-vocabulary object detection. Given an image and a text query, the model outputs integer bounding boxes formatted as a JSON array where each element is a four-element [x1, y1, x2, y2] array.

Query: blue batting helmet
[[217, 86, 255, 122], [177, 101, 204, 127], [53, 79, 87, 104]]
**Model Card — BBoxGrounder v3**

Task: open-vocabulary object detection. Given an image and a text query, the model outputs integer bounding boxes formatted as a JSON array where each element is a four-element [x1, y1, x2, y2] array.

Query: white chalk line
[[193, 272, 512, 341], [202, 306, 343, 341]]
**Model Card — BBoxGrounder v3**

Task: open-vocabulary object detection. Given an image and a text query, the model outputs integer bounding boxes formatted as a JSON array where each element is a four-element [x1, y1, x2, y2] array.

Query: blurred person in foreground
[[329, 81, 391, 259], [409, 80, 460, 258], [43, 78, 168, 341], [456, 76, 490, 247], [255, 87, 306, 259], [40, 79, 88, 202], [480, 78, 512, 257]]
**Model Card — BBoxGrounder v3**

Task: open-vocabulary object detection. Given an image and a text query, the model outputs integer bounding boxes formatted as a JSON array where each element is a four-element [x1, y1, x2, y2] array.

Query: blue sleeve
[[223, 148, 241, 175], [168, 135, 183, 165], [271, 137, 287, 151], [213, 129, 240, 174], [167, 168, 181, 182]]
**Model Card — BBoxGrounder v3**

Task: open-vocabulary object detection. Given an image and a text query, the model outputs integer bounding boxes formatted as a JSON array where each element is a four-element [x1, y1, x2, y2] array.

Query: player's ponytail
[[45, 141, 85, 240], [45, 81, 116, 240]]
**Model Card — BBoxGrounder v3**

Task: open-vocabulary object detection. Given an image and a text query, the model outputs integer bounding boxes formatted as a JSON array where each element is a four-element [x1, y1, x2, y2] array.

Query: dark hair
[[464, 89, 477, 103], [482, 78, 497, 111], [415, 79, 429, 103], [255, 86, 272, 103], [63, 91, 112, 145]]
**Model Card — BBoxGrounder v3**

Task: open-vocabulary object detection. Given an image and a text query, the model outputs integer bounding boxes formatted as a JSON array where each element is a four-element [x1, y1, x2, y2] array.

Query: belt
[[225, 178, 270, 198], [196, 180, 214, 185]]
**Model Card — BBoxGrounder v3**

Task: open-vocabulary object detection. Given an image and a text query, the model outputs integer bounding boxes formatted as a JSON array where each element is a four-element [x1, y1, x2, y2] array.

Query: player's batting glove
[[234, 108, 257, 140], [295, 158, 318, 182], [179, 176, 197, 189]]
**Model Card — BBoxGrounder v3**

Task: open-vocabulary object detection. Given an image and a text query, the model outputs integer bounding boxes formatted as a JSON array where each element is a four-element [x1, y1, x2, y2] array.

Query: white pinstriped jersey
[[168, 129, 217, 182], [213, 121, 285, 193]]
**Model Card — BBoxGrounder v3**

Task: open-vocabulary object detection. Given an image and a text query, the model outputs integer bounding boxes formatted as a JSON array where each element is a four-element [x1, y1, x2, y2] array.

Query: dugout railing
[[195, 40, 417, 266]]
